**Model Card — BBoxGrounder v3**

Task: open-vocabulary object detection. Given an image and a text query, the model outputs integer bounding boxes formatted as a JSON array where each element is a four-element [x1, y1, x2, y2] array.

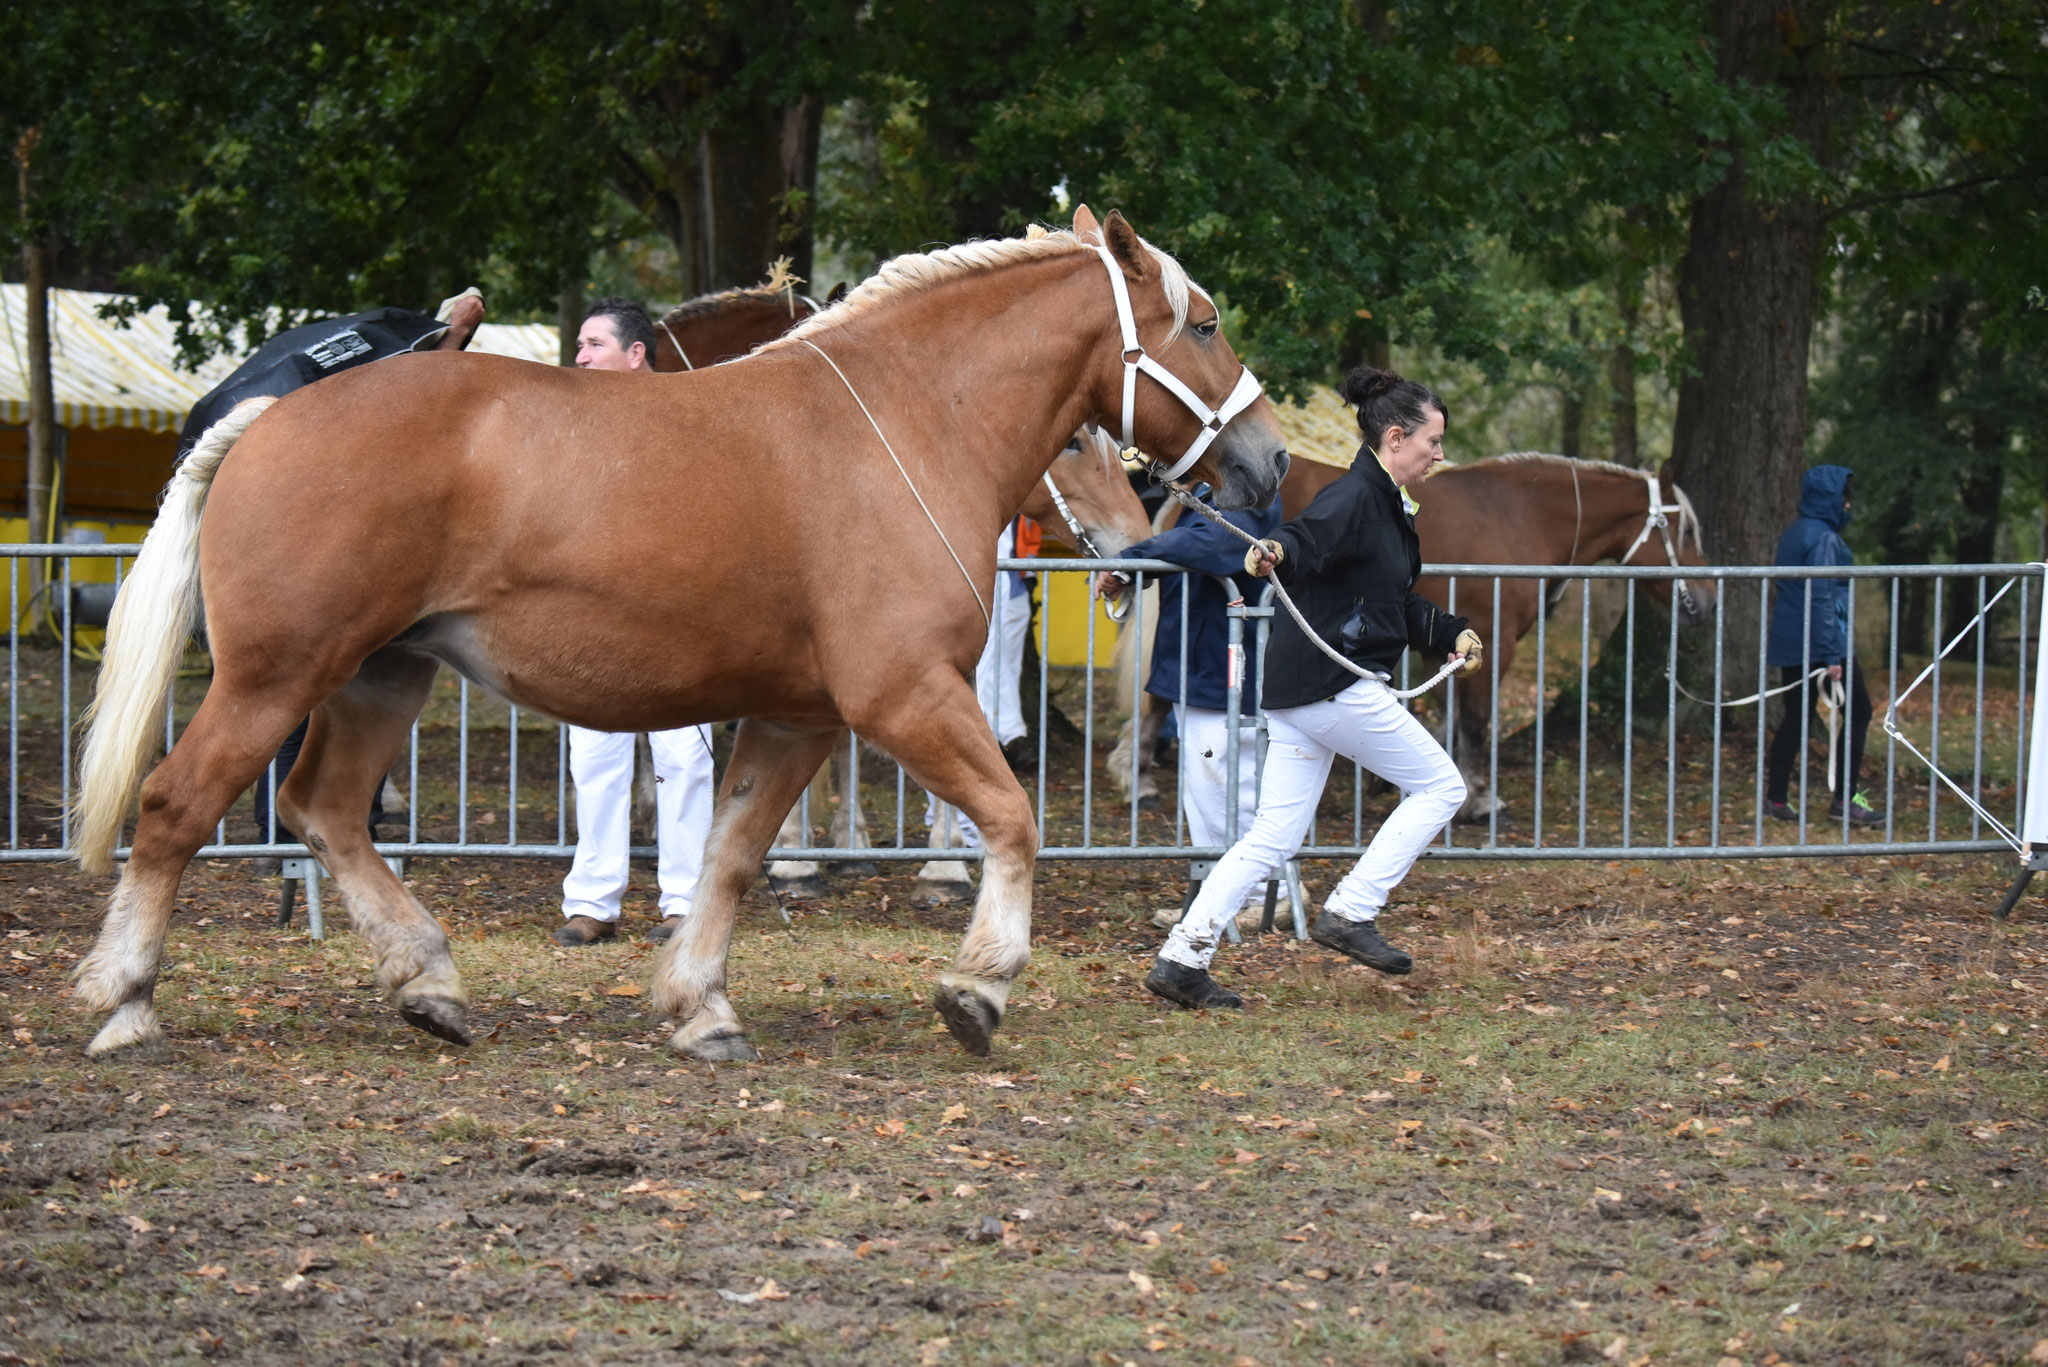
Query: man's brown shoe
[[552, 915, 618, 946]]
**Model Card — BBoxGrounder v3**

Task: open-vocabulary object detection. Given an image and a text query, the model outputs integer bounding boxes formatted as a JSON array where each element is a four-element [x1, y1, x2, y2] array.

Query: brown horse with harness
[[70, 206, 1286, 1061]]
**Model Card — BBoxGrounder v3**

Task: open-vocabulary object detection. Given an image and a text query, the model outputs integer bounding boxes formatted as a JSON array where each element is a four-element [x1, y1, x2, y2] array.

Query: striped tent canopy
[[1, 285, 559, 434]]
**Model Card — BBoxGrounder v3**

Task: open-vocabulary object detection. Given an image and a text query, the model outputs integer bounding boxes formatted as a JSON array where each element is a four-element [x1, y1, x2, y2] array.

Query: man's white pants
[[562, 725, 715, 923], [1175, 704, 1262, 849], [977, 556, 1030, 747], [1162, 676, 1465, 969], [932, 534, 1030, 847]]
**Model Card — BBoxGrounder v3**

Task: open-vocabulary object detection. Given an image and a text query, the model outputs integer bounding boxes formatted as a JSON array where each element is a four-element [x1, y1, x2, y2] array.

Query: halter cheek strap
[[1623, 469, 1695, 608], [1090, 243, 1263, 483]]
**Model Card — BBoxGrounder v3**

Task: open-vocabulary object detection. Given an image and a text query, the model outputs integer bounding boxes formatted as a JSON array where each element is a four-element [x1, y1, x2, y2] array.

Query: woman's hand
[[1453, 628, 1484, 677], [1092, 570, 1130, 602], [1243, 540, 1283, 578]]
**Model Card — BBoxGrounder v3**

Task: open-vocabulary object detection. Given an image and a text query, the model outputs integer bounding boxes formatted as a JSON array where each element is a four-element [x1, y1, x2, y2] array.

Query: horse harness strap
[[1089, 243, 1262, 484], [1622, 469, 1695, 612], [798, 338, 991, 629], [1040, 469, 1133, 623], [1567, 463, 1583, 566], [657, 320, 693, 371]]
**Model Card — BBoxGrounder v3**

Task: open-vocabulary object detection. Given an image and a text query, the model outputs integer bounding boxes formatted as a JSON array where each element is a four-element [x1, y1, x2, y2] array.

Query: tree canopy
[[6, 0, 2044, 560]]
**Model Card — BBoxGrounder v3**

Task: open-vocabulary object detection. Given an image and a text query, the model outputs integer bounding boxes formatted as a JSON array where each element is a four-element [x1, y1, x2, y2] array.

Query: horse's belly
[[397, 608, 829, 732]]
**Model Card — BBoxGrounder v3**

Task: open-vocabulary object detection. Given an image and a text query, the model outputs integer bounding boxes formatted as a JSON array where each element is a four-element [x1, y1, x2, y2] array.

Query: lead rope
[[1158, 479, 1465, 702], [657, 320, 693, 371], [801, 338, 989, 628]]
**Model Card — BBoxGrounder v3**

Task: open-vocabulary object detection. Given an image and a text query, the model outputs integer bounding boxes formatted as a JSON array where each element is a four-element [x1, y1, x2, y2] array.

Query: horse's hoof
[[677, 1029, 757, 1063], [768, 874, 828, 901], [830, 860, 880, 878], [931, 983, 1001, 1057], [399, 996, 473, 1047], [914, 878, 973, 906], [1136, 793, 1161, 812], [86, 1006, 165, 1057]]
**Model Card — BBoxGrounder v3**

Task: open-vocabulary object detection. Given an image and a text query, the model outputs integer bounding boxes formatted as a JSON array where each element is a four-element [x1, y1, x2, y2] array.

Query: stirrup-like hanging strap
[[1090, 243, 1263, 484]]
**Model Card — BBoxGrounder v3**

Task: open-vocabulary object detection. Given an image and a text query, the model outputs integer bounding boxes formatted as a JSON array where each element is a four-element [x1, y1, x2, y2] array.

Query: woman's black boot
[[1144, 957, 1244, 1010], [1310, 912, 1413, 974]]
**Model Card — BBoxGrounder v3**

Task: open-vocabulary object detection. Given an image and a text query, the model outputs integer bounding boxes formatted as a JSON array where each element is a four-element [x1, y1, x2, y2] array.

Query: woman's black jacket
[[1260, 448, 1468, 710]]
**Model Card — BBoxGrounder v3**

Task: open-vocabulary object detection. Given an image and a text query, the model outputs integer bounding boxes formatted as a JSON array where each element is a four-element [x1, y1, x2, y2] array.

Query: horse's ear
[[827, 281, 849, 304], [1103, 210, 1154, 282], [1071, 203, 1101, 242]]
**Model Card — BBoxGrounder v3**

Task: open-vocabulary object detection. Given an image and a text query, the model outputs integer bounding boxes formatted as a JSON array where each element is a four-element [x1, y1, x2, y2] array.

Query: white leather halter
[[1622, 469, 1697, 612], [1090, 243, 1263, 483]]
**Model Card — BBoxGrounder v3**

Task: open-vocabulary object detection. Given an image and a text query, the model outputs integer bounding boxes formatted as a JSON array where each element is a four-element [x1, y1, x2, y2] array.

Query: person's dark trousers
[[251, 718, 386, 841], [1765, 658, 1872, 804]]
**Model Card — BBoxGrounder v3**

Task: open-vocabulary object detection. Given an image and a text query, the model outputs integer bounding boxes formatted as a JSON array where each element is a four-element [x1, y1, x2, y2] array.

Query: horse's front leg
[[865, 677, 1037, 1056], [653, 720, 839, 1061]]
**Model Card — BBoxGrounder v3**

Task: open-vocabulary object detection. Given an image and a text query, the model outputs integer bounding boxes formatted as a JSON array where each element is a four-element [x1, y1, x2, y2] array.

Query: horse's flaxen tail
[[72, 397, 276, 875]]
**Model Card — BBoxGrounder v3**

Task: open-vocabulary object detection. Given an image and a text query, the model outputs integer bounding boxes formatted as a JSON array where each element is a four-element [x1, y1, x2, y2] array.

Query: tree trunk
[[1668, 0, 1827, 567], [1608, 273, 1641, 467], [1560, 310, 1585, 459], [650, 93, 822, 295], [1666, 0, 1827, 697], [556, 280, 582, 367], [1950, 413, 2009, 653], [16, 131, 57, 581]]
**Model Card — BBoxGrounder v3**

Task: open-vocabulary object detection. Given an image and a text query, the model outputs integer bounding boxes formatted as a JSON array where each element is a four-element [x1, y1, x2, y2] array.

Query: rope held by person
[[1158, 479, 1472, 703]]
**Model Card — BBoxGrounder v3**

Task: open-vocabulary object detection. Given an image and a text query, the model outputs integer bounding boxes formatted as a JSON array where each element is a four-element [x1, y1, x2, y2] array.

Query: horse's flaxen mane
[[765, 227, 1201, 353], [1486, 451, 1706, 553]]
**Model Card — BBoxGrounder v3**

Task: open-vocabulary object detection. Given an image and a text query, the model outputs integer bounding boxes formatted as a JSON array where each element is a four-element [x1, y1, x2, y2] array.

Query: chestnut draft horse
[[69, 205, 1287, 1061], [1109, 454, 1713, 821], [767, 422, 1156, 900]]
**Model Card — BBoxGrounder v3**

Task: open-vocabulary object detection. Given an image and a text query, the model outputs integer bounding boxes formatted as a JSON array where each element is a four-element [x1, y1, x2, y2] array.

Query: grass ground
[[3, 851, 2046, 1366]]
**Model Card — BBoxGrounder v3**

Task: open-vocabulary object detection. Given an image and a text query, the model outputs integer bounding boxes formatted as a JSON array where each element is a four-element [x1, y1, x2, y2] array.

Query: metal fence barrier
[[5, 544, 2036, 870]]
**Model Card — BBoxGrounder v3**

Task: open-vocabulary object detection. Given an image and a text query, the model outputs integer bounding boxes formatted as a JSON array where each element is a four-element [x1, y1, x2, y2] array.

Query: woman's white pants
[[1161, 676, 1465, 969], [562, 725, 716, 923]]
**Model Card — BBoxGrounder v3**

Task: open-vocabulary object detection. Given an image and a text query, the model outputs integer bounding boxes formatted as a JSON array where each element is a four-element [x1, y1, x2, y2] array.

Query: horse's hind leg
[[77, 689, 314, 1055], [654, 720, 839, 1061], [862, 676, 1036, 1056], [276, 649, 470, 1044]]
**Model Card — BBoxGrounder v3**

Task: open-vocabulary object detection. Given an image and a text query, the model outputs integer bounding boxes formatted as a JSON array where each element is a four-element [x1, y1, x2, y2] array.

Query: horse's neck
[[802, 256, 1109, 539], [1575, 468, 1657, 564]]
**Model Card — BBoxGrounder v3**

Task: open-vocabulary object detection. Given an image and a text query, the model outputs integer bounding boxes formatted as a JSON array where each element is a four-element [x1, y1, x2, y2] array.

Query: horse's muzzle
[[1211, 434, 1288, 510]]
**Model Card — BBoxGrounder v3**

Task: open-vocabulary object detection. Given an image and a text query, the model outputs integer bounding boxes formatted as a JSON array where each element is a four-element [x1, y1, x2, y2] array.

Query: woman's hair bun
[[1339, 365, 1403, 408], [1339, 362, 1449, 443]]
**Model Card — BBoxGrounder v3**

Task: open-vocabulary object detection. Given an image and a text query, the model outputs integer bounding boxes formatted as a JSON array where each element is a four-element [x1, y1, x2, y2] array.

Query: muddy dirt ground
[[3, 846, 2046, 1367]]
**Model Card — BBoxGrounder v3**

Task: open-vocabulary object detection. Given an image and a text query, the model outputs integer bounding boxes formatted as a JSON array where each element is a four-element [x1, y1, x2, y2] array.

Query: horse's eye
[[1194, 318, 1219, 340], [1061, 439, 1082, 454]]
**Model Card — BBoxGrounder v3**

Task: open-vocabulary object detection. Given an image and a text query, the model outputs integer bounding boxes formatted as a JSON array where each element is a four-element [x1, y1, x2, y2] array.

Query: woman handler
[[1146, 366, 1481, 1010]]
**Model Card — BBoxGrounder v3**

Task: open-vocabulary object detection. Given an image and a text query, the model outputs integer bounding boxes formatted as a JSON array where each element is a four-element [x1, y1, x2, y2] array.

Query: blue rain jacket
[[1766, 465, 1854, 668], [1124, 491, 1283, 713]]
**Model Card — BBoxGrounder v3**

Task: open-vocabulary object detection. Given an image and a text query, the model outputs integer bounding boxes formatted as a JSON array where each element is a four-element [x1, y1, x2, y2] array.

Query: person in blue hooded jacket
[[1764, 465, 1880, 826], [1098, 486, 1283, 881]]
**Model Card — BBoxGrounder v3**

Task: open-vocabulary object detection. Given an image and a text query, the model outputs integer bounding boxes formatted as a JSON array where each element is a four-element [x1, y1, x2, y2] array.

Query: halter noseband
[[1090, 242, 1263, 484]]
